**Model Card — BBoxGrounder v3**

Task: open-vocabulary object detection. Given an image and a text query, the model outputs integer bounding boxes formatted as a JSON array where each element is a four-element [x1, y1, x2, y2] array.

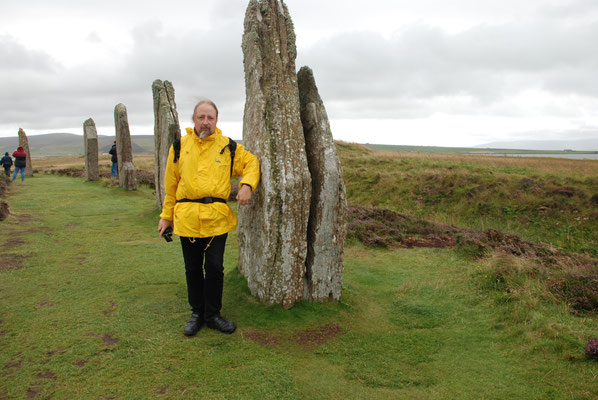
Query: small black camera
[[162, 226, 173, 242]]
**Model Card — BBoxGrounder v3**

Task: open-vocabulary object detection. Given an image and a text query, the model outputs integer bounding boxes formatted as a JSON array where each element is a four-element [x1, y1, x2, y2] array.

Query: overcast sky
[[1, 0, 597, 147]]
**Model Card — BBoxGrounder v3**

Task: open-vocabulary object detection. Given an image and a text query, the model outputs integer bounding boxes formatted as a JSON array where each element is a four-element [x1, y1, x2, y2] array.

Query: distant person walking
[[11, 146, 26, 182], [1, 152, 12, 177], [109, 141, 118, 177]]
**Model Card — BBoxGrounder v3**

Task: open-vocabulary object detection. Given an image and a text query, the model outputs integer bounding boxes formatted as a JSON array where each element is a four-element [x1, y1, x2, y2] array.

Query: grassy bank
[[338, 142, 598, 256], [0, 163, 597, 398]]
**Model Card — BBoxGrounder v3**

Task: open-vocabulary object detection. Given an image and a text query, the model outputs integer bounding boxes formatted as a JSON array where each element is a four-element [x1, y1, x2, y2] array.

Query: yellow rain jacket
[[160, 127, 260, 238]]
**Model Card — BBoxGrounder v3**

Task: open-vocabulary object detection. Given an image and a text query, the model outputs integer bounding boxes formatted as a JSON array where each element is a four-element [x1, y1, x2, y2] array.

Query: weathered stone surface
[[17, 128, 33, 176], [83, 118, 99, 181], [298, 66, 347, 301], [114, 104, 137, 190], [152, 80, 181, 209], [238, 0, 312, 309]]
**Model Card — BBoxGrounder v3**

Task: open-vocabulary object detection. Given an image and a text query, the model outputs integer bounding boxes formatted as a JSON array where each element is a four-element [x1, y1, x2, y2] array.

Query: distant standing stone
[[238, 0, 312, 309], [114, 104, 137, 190], [298, 66, 347, 301], [83, 118, 99, 181], [152, 79, 181, 209], [17, 128, 33, 177]]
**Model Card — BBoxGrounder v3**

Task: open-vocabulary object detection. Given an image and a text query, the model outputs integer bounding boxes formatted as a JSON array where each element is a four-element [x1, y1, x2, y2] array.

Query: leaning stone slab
[[152, 79, 181, 209], [114, 103, 137, 190], [298, 66, 347, 301], [17, 128, 33, 176], [83, 118, 99, 181], [238, 0, 312, 309]]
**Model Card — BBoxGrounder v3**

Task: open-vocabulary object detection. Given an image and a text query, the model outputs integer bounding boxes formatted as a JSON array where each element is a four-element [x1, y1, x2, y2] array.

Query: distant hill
[[474, 138, 598, 151], [0, 133, 154, 157], [3, 132, 597, 157]]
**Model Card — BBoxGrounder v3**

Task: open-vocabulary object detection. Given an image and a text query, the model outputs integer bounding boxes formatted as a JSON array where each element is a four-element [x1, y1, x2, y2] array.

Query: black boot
[[184, 312, 203, 336], [206, 315, 236, 334]]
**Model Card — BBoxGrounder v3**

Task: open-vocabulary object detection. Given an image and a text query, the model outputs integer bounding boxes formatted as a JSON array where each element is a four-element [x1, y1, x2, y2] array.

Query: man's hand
[[158, 218, 173, 236], [236, 184, 252, 205]]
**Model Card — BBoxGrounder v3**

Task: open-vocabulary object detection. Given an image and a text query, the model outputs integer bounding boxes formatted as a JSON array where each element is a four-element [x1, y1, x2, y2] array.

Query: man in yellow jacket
[[158, 99, 260, 336]]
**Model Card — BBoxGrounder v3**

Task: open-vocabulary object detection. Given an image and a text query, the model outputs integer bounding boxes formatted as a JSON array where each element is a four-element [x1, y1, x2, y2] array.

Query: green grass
[[1, 174, 597, 399]]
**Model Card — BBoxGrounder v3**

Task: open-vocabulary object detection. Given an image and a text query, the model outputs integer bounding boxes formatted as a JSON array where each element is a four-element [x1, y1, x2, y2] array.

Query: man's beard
[[199, 127, 213, 138]]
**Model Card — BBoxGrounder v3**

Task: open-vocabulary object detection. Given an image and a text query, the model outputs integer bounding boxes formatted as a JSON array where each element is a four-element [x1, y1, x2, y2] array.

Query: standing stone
[[114, 104, 137, 190], [17, 128, 33, 177], [238, 0, 312, 309], [298, 66, 347, 301], [152, 80, 181, 208], [83, 118, 99, 181]]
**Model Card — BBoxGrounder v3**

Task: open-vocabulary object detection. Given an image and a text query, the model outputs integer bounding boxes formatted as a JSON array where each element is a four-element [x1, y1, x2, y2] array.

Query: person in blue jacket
[[0, 152, 12, 177]]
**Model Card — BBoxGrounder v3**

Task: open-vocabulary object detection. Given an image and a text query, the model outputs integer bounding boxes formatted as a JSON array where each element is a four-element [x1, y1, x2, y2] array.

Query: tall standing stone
[[83, 118, 99, 181], [238, 0, 312, 309], [298, 66, 347, 301], [114, 104, 137, 190], [152, 80, 181, 208], [17, 128, 33, 177]]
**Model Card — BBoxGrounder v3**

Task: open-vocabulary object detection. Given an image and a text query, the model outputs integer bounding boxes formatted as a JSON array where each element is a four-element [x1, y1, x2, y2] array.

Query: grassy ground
[[1, 170, 597, 398]]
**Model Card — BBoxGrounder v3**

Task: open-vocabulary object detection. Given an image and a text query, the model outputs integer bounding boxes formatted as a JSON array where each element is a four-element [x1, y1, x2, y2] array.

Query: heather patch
[[0, 200, 9, 221], [0, 174, 10, 197], [586, 338, 598, 360], [48, 167, 85, 177], [346, 205, 449, 248], [473, 257, 598, 322], [135, 170, 155, 188], [549, 265, 598, 313]]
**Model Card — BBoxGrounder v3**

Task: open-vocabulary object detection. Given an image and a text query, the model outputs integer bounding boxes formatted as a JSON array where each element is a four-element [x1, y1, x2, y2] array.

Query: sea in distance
[[477, 153, 598, 160]]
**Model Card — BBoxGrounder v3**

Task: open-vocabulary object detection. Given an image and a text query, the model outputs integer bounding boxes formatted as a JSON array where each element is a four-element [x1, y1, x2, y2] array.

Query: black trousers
[[179, 234, 228, 320]]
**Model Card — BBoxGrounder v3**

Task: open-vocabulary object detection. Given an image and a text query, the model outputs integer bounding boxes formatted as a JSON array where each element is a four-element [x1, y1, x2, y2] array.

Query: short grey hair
[[192, 99, 219, 120]]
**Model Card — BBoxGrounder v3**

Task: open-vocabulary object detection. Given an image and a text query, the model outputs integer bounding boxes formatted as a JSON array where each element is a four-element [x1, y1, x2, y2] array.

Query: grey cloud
[[122, 18, 246, 121], [126, 20, 243, 92], [0, 35, 62, 72], [298, 17, 598, 119], [541, 0, 598, 19], [86, 31, 102, 44], [0, 13, 247, 134]]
